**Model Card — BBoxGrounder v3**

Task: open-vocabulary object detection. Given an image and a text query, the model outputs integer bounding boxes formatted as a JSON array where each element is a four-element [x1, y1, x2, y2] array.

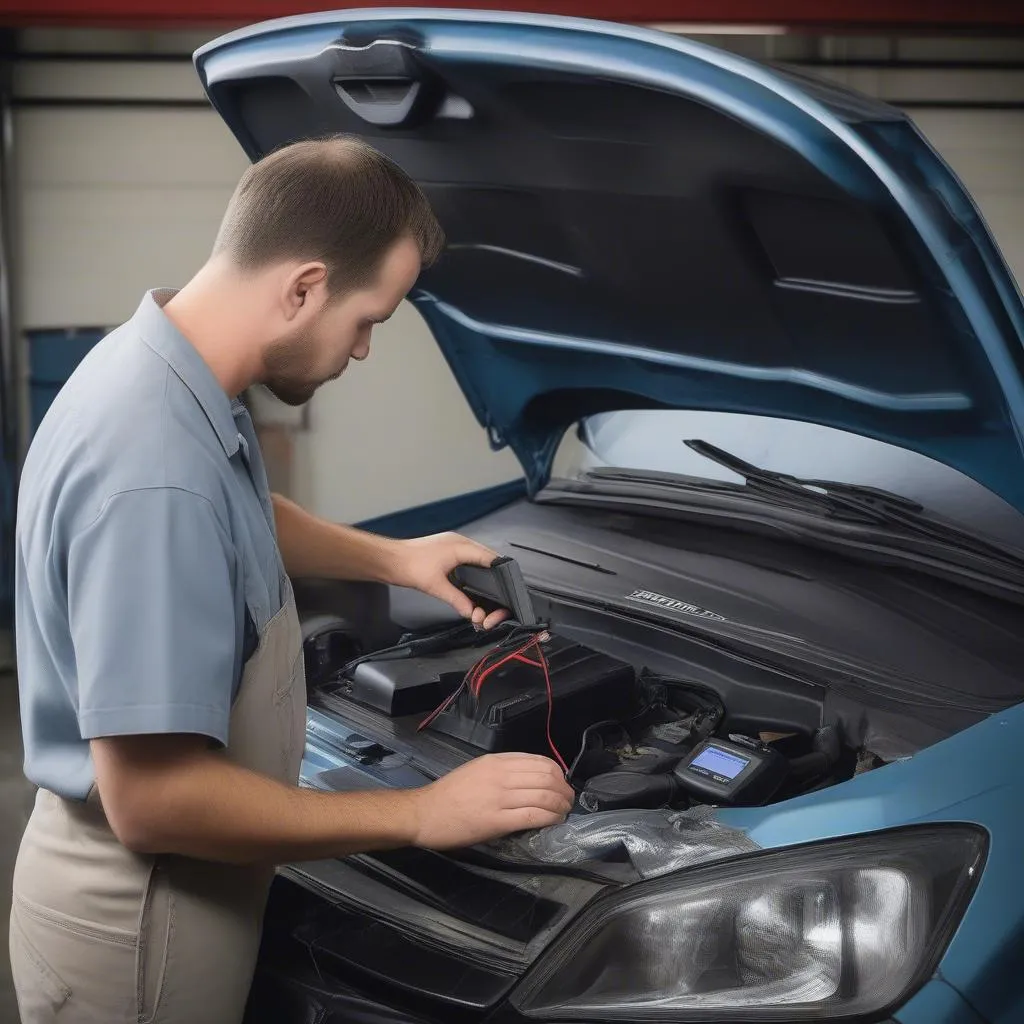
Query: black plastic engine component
[[301, 614, 362, 689], [568, 677, 724, 787], [574, 696, 721, 812], [578, 770, 679, 812], [350, 643, 484, 716], [345, 621, 520, 716], [425, 634, 635, 758], [780, 724, 847, 797]]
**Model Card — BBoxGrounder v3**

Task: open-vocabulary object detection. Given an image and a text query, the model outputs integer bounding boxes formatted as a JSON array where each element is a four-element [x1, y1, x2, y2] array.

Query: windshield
[[553, 410, 1024, 551]]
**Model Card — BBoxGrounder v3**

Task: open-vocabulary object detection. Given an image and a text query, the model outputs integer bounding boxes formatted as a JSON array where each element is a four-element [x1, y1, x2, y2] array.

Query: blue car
[[196, 10, 1024, 1024]]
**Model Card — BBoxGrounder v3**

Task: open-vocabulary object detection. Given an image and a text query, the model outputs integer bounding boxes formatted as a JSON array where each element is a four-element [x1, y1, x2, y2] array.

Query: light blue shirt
[[15, 289, 286, 800]]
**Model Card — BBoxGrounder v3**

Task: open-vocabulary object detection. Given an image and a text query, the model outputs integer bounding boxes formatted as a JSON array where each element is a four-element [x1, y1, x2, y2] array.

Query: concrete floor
[[1, 673, 34, 1023]]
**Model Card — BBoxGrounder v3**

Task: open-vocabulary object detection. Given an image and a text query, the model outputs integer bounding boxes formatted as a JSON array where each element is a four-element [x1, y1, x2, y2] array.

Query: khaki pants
[[10, 587, 307, 1023], [10, 789, 273, 1024]]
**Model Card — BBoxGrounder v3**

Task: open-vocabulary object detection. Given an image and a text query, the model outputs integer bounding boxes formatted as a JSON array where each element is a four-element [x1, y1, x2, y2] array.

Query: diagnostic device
[[673, 735, 788, 806], [448, 556, 539, 626]]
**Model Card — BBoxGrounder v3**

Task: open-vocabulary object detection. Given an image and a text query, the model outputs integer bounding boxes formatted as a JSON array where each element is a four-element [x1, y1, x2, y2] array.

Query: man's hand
[[389, 532, 510, 628], [409, 753, 575, 849]]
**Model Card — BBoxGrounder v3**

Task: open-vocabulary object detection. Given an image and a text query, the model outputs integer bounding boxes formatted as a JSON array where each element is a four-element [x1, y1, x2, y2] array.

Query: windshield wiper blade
[[684, 440, 921, 514], [571, 440, 1024, 572], [684, 442, 925, 509], [682, 439, 1018, 565]]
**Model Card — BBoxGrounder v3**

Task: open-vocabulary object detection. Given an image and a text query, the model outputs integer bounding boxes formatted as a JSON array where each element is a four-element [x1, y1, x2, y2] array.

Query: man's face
[[262, 235, 422, 406]]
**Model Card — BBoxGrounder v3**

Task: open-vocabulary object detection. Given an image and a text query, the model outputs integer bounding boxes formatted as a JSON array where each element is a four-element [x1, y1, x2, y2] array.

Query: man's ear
[[281, 262, 329, 322]]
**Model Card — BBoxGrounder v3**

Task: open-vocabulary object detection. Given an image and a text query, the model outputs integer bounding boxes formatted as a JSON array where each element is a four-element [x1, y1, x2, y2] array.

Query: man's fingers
[[438, 537, 512, 625], [488, 751, 553, 761], [432, 579, 504, 628], [502, 788, 574, 815], [504, 771, 575, 793], [501, 806, 570, 833], [481, 607, 509, 630], [494, 753, 566, 772], [508, 772, 575, 803], [433, 580, 476, 620], [455, 538, 500, 568]]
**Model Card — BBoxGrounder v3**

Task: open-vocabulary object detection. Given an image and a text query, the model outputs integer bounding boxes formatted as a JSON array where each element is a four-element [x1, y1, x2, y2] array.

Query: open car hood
[[195, 10, 1024, 512]]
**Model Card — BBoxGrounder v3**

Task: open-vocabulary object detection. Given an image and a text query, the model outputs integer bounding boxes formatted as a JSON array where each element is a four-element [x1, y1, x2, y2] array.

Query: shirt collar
[[134, 288, 241, 458]]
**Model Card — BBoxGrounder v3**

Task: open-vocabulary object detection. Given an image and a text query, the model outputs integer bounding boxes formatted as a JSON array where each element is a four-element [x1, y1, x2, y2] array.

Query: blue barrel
[[27, 327, 107, 437], [0, 328, 106, 626], [0, 328, 108, 626]]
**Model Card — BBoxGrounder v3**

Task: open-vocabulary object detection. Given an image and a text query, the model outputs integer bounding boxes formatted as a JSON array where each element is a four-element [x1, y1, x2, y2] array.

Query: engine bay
[[277, 539, 1019, 1002], [296, 494, 1024, 822], [302, 557, 886, 818]]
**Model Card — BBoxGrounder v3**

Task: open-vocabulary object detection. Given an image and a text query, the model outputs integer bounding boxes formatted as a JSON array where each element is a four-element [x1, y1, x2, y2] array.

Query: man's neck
[[162, 262, 265, 399]]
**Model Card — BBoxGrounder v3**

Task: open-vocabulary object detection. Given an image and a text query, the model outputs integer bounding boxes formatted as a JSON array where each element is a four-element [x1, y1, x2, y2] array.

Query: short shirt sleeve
[[67, 487, 238, 744]]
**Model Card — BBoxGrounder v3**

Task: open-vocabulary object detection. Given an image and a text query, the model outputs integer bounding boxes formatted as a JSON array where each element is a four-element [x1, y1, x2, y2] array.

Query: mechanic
[[10, 135, 575, 1024]]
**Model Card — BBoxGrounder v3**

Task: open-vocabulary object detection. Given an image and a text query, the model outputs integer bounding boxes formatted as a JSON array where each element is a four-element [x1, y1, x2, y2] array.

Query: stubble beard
[[262, 326, 324, 407]]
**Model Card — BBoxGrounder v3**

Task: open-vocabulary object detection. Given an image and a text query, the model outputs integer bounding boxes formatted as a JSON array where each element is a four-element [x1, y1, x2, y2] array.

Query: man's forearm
[[141, 761, 418, 865], [271, 492, 506, 626], [272, 492, 401, 583], [95, 737, 418, 865]]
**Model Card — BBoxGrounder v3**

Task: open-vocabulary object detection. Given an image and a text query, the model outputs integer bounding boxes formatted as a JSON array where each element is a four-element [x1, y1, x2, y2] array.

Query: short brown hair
[[213, 135, 444, 293]]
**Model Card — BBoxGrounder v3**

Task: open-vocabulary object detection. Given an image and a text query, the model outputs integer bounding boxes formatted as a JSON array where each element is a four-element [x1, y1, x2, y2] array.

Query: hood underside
[[195, 9, 1024, 513]]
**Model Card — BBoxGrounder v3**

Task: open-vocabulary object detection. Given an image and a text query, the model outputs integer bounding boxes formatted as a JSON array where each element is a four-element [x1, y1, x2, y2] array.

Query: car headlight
[[511, 825, 985, 1021]]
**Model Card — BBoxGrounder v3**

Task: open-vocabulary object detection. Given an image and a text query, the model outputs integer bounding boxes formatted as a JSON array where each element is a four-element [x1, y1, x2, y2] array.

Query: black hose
[[788, 725, 842, 783]]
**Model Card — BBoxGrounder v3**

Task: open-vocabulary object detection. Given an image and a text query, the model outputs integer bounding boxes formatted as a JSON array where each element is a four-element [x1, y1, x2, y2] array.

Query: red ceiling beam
[[2, 0, 1023, 31]]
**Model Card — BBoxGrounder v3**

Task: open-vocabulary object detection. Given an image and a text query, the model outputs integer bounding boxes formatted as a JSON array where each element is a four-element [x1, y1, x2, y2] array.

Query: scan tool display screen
[[676, 737, 788, 805], [689, 745, 750, 780]]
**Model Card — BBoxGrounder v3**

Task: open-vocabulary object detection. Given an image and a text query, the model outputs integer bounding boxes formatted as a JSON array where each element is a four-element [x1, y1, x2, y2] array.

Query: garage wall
[[12, 45, 522, 523], [899, 108, 1024, 281], [11, 29, 1024, 526], [14, 107, 246, 328]]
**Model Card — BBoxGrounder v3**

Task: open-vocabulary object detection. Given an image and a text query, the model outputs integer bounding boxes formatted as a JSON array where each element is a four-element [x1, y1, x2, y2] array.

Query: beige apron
[[9, 576, 307, 1024]]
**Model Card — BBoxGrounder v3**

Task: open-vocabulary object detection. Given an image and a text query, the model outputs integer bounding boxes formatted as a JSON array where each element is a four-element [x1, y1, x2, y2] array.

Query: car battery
[[425, 633, 636, 759]]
